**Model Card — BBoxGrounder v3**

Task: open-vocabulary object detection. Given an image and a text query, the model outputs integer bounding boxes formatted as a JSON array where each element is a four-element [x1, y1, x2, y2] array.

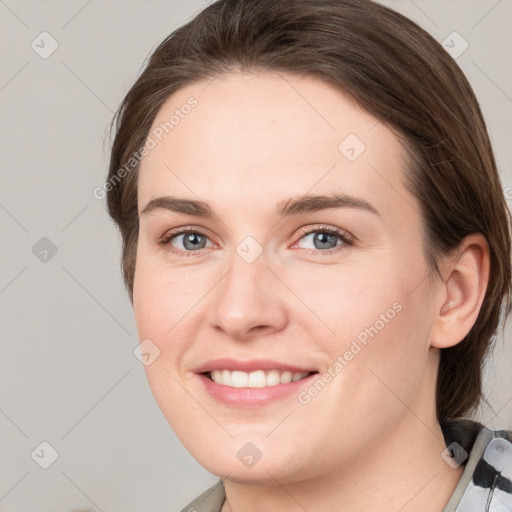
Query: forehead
[[137, 71, 417, 224]]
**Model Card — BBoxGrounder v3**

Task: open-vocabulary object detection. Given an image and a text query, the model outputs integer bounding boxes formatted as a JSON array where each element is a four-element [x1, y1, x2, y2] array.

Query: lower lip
[[196, 372, 318, 407]]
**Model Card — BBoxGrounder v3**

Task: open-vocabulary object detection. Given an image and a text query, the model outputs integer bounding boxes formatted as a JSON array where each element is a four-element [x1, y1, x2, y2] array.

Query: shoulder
[[179, 479, 225, 512]]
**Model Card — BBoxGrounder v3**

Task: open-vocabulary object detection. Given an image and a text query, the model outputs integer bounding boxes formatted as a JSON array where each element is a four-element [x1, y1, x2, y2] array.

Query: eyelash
[[157, 225, 354, 258]]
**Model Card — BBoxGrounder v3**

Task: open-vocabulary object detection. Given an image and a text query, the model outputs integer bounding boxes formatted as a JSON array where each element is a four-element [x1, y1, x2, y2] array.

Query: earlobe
[[430, 233, 490, 349]]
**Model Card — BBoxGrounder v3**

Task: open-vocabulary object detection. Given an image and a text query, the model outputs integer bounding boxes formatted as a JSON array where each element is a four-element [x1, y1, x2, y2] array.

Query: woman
[[105, 0, 512, 510]]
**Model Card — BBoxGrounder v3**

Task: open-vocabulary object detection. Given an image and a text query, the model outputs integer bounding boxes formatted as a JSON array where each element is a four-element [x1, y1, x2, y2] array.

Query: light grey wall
[[1, 1, 511, 511]]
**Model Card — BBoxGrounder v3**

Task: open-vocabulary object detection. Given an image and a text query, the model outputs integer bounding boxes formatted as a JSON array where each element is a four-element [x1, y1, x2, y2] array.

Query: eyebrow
[[140, 193, 380, 219]]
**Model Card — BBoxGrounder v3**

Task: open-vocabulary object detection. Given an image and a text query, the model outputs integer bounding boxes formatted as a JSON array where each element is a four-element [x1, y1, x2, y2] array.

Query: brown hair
[[106, 0, 512, 422]]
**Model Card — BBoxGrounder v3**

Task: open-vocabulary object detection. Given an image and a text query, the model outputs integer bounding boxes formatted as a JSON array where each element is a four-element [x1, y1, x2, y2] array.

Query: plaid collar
[[443, 424, 512, 511]]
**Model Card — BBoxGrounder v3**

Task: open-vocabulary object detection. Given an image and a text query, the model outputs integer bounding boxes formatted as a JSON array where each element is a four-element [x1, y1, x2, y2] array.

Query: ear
[[430, 233, 491, 349]]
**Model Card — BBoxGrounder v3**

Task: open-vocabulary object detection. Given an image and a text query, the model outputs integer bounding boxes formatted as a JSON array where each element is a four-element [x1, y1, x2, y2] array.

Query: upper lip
[[194, 358, 318, 374]]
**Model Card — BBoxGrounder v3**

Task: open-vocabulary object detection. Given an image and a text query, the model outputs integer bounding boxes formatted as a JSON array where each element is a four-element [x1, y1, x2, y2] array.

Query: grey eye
[[172, 232, 209, 251]]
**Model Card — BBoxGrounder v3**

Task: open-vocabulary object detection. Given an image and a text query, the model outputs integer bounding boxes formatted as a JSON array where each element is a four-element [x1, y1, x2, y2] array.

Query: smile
[[194, 358, 320, 406], [206, 369, 312, 388]]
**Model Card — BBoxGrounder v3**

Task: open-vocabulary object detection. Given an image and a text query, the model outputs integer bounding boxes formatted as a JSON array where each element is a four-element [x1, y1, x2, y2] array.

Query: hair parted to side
[[106, 0, 512, 423]]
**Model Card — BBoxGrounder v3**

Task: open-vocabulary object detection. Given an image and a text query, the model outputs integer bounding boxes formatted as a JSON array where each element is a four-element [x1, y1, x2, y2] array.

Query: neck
[[221, 416, 463, 512]]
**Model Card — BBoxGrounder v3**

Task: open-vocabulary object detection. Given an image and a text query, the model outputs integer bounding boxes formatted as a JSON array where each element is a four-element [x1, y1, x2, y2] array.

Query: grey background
[[1, 0, 511, 511]]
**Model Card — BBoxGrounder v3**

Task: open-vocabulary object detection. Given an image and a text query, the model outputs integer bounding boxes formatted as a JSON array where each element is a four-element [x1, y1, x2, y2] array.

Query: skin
[[133, 71, 490, 511]]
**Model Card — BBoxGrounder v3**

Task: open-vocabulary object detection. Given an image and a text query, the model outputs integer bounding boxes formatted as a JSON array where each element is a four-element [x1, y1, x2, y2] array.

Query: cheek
[[291, 256, 407, 342], [132, 265, 206, 434], [309, 250, 432, 390], [132, 255, 205, 345], [133, 273, 168, 344], [328, 269, 433, 427]]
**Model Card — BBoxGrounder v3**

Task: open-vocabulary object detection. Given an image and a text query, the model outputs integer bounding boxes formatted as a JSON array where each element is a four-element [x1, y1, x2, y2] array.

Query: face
[[134, 71, 440, 483]]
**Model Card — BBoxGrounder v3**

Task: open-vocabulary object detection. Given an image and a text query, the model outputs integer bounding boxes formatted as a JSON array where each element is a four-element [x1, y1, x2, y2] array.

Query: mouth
[[203, 369, 318, 388], [193, 358, 320, 406], [194, 359, 320, 407]]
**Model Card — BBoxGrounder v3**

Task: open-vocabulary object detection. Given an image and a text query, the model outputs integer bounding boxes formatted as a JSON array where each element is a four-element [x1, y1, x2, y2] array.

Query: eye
[[157, 224, 354, 257], [157, 228, 214, 256], [294, 225, 354, 254]]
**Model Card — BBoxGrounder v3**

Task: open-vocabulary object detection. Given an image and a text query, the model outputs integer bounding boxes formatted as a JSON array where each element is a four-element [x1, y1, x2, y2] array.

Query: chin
[[182, 434, 313, 484], [203, 460, 300, 485]]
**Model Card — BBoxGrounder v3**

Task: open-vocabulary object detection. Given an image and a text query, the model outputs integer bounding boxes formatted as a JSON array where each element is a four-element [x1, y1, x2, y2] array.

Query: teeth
[[248, 370, 266, 388], [281, 371, 292, 384], [266, 369, 281, 386], [208, 369, 310, 388], [231, 370, 248, 388]]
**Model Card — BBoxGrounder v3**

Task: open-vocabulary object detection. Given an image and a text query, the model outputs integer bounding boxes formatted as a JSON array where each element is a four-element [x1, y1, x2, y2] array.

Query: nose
[[207, 249, 288, 341]]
